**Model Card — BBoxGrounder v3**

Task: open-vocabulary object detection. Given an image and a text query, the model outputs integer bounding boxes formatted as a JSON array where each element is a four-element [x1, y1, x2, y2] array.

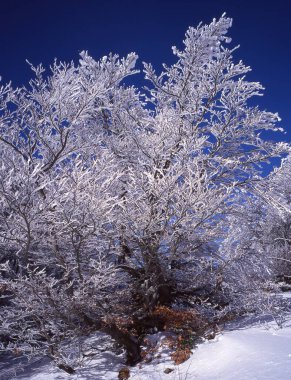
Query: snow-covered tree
[[264, 156, 291, 279], [222, 154, 291, 294], [0, 15, 289, 370]]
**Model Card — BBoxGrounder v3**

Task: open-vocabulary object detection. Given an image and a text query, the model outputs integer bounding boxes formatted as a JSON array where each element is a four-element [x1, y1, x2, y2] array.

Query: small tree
[[0, 15, 289, 370], [265, 156, 291, 279], [223, 155, 291, 291]]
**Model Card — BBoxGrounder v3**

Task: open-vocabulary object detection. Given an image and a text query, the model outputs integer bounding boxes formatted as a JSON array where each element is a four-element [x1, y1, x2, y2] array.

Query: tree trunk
[[103, 323, 141, 365], [143, 251, 173, 311]]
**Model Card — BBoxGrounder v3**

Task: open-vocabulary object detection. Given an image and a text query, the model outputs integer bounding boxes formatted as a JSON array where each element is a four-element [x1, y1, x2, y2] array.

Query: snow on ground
[[4, 318, 291, 380], [3, 296, 291, 380], [129, 318, 291, 380]]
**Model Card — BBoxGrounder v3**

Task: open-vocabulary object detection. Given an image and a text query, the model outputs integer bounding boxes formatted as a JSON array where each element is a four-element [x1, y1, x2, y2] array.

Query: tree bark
[[103, 323, 141, 365]]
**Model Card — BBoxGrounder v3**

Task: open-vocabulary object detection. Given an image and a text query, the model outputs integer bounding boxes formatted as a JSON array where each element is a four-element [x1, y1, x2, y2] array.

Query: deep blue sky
[[1, 0, 290, 141]]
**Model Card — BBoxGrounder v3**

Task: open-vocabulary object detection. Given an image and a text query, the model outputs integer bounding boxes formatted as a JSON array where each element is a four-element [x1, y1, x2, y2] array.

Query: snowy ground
[[132, 316, 291, 380], [2, 298, 291, 379]]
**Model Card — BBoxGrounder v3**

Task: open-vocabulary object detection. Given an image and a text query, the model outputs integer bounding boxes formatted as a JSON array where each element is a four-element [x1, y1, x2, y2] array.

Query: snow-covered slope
[[3, 316, 290, 380], [128, 318, 291, 380], [2, 293, 291, 380]]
